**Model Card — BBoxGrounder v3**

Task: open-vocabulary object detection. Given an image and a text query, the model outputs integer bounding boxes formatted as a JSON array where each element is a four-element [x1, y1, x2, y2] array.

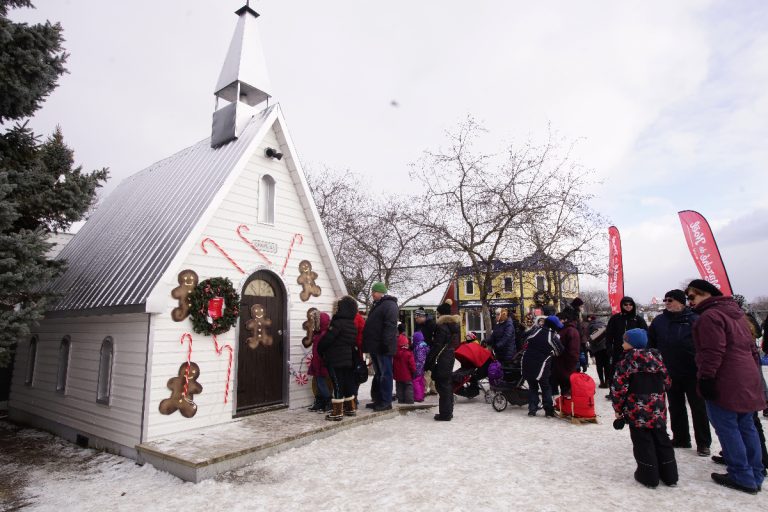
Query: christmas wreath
[[533, 290, 552, 305], [188, 277, 240, 336]]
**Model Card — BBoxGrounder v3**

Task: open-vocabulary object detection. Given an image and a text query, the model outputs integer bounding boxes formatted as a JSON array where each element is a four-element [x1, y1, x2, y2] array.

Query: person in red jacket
[[687, 279, 766, 494], [393, 324, 416, 404], [552, 309, 580, 396]]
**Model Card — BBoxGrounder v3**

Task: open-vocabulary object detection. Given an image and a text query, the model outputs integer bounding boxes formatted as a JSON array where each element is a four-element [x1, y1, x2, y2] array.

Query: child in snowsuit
[[412, 331, 429, 402], [611, 328, 678, 488], [393, 326, 416, 404], [521, 315, 564, 417]]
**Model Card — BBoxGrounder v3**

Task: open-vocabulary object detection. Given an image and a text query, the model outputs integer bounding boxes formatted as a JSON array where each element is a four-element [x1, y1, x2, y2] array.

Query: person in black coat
[[319, 295, 360, 420], [414, 308, 436, 345], [486, 308, 516, 363], [648, 289, 711, 455], [605, 296, 648, 395], [428, 302, 461, 421], [521, 316, 564, 417], [362, 282, 399, 411]]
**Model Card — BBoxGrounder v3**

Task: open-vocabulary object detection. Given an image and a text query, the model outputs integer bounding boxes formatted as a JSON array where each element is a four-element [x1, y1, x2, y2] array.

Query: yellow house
[[456, 253, 580, 335]]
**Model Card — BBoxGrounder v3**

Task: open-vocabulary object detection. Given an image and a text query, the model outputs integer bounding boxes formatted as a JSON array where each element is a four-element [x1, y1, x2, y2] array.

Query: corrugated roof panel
[[47, 107, 274, 312]]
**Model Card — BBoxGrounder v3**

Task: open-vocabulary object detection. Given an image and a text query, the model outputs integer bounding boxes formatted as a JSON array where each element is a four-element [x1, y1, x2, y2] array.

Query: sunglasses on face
[[621, 302, 632, 306], [663, 299, 674, 303]]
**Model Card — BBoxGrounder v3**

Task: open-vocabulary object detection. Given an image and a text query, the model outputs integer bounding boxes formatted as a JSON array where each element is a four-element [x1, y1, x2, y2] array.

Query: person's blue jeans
[[316, 375, 331, 400], [706, 401, 765, 489], [373, 354, 394, 407]]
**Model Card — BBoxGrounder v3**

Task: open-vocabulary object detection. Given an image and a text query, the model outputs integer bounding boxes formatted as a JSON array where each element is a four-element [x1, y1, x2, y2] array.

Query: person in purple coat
[[412, 331, 429, 402], [687, 279, 766, 494]]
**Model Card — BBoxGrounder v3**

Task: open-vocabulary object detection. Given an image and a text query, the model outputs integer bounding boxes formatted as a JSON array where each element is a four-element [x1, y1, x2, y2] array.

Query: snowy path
[[2, 367, 766, 512]]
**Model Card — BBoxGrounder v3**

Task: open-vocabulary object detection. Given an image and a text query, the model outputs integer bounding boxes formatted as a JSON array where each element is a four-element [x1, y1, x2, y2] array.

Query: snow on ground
[[2, 366, 767, 512]]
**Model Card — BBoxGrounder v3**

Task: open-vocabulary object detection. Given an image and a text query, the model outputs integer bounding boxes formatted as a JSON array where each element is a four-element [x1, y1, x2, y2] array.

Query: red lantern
[[208, 297, 224, 320]]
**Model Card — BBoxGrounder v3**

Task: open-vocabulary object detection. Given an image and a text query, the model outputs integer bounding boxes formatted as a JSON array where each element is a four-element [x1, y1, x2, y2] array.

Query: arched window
[[56, 336, 71, 394], [97, 337, 114, 405], [259, 174, 275, 224], [25, 336, 37, 386]]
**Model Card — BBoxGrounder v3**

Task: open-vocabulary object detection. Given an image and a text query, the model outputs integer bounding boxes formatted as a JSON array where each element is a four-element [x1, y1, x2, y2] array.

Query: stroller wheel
[[492, 392, 508, 412]]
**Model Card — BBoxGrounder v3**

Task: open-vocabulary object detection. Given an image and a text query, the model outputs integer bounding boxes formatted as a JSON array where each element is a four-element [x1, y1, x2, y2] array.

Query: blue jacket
[[521, 326, 564, 381], [648, 308, 699, 380], [488, 319, 516, 362]]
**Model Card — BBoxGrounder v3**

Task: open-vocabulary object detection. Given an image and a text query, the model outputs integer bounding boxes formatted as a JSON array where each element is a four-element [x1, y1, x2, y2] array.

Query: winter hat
[[371, 281, 388, 294], [624, 328, 648, 349], [571, 297, 584, 309], [436, 301, 452, 315], [397, 323, 405, 334], [664, 289, 687, 305], [413, 331, 424, 344], [414, 308, 426, 317], [686, 279, 723, 297], [544, 315, 564, 330]]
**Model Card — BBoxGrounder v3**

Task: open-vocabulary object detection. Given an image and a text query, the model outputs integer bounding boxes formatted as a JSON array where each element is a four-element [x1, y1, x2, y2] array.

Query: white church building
[[9, 3, 346, 459]]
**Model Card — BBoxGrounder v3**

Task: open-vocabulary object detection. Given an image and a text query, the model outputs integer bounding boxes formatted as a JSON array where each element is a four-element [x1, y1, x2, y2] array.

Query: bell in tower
[[211, 1, 273, 148]]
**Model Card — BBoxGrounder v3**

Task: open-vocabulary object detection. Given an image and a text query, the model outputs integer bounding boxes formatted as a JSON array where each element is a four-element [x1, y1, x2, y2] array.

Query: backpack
[[487, 361, 504, 386]]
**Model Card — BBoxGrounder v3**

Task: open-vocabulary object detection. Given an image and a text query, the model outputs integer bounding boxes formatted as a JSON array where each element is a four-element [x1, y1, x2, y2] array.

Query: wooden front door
[[237, 271, 286, 412]]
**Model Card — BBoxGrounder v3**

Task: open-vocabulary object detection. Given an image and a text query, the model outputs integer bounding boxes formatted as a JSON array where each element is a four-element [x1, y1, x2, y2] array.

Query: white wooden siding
[[145, 122, 344, 440], [9, 314, 149, 448]]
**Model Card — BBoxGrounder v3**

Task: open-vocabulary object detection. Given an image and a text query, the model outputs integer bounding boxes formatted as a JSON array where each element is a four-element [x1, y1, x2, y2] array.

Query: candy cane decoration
[[212, 334, 234, 403], [236, 224, 273, 265], [201, 237, 245, 274], [180, 333, 193, 398], [280, 233, 304, 276]]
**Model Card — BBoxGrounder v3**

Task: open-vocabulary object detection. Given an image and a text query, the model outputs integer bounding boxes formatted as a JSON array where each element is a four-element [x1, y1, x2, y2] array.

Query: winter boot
[[326, 399, 344, 421], [343, 396, 357, 417], [307, 398, 323, 412]]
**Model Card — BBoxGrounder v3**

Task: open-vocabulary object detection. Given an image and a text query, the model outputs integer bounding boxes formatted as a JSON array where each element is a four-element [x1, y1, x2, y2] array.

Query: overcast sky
[[11, 0, 768, 303]]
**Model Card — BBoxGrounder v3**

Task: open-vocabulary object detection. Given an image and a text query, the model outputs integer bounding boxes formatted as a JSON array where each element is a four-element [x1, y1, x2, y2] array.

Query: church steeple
[[211, 1, 273, 147]]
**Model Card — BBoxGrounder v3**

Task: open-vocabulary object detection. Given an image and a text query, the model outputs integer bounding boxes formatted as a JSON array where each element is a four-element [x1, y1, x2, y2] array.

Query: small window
[[97, 337, 114, 405], [504, 277, 514, 293], [25, 336, 37, 386], [56, 336, 71, 394], [258, 174, 276, 224], [244, 278, 275, 297], [465, 279, 474, 295], [466, 309, 483, 332], [536, 275, 546, 292]]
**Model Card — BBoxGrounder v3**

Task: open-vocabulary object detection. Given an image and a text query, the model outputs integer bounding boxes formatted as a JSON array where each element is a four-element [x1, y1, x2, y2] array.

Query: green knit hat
[[371, 281, 387, 294]]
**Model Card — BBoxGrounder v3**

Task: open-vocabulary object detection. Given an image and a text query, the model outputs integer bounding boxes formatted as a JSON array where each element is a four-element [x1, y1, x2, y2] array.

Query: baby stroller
[[452, 342, 493, 401], [489, 350, 528, 411]]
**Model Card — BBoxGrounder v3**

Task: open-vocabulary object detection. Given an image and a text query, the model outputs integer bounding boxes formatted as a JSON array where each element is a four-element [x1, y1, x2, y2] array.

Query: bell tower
[[211, 1, 273, 147]]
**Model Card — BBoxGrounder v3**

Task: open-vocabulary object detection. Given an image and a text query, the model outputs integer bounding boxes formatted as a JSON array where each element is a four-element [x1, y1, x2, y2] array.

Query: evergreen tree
[[0, 0, 108, 367]]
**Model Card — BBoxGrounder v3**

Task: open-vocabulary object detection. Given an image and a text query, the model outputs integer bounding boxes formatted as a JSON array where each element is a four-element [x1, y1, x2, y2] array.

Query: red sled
[[555, 373, 596, 418]]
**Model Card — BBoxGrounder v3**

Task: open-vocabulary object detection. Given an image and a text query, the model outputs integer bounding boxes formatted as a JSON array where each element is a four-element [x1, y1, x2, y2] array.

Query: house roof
[[46, 107, 275, 314], [455, 252, 578, 277]]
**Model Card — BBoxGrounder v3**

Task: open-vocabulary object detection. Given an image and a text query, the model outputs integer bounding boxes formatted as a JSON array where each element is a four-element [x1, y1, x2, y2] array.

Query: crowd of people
[[304, 279, 768, 495]]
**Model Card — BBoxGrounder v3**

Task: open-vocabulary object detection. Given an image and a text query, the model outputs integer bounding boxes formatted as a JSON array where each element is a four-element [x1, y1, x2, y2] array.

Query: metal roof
[[46, 107, 274, 314]]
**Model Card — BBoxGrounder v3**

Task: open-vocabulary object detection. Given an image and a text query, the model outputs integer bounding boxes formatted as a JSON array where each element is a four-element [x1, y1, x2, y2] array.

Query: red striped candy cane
[[280, 233, 304, 276], [201, 237, 245, 274], [180, 333, 193, 398], [212, 334, 234, 404], [236, 224, 273, 265]]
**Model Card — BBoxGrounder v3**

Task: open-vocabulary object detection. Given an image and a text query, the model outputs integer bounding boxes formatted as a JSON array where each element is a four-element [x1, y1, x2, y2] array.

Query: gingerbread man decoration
[[296, 260, 321, 302], [245, 304, 273, 349], [159, 362, 203, 418], [171, 269, 198, 321], [301, 308, 319, 348]]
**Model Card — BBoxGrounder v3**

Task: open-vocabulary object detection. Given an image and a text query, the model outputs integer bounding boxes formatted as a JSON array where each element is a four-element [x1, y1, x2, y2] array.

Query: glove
[[698, 378, 718, 401], [613, 418, 626, 430]]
